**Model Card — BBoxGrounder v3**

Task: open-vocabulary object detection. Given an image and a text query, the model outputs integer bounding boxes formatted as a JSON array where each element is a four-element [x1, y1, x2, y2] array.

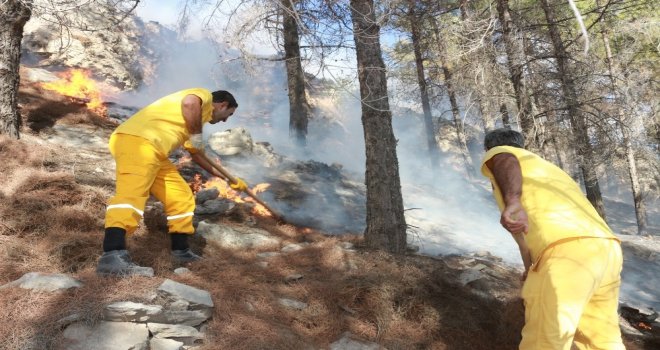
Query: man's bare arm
[[181, 94, 203, 134], [486, 153, 533, 276]]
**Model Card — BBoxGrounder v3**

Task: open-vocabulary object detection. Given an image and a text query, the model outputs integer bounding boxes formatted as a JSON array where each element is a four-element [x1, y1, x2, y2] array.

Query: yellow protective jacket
[[114, 88, 214, 155], [480, 146, 617, 264]]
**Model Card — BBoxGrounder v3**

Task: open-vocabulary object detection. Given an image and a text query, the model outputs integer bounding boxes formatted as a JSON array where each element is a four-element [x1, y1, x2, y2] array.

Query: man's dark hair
[[212, 90, 238, 108], [484, 128, 525, 150]]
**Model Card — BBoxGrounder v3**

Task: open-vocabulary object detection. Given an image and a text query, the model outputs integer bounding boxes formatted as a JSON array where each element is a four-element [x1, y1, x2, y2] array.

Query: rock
[[148, 323, 203, 345], [207, 128, 254, 156], [619, 316, 645, 337], [57, 313, 82, 326], [194, 198, 235, 215], [197, 221, 280, 250], [458, 269, 484, 286], [150, 310, 212, 327], [103, 301, 163, 322], [285, 274, 303, 283], [23, 67, 59, 82], [278, 298, 308, 310], [329, 332, 383, 350], [61, 321, 149, 350], [256, 252, 281, 259], [339, 242, 355, 250], [150, 338, 184, 350], [174, 268, 191, 275], [195, 188, 220, 204], [158, 279, 214, 310], [282, 243, 308, 253], [0, 272, 82, 292]]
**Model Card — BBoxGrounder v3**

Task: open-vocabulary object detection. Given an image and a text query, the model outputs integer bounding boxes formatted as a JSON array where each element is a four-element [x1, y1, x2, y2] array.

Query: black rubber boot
[[96, 250, 154, 277], [171, 248, 202, 264]]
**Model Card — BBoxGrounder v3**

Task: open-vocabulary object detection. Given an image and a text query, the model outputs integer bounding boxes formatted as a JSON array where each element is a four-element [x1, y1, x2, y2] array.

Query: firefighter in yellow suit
[[480, 129, 624, 350], [97, 88, 247, 277]]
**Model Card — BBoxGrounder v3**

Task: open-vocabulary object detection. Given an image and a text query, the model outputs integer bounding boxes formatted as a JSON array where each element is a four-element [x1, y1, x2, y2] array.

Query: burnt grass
[[0, 83, 655, 349]]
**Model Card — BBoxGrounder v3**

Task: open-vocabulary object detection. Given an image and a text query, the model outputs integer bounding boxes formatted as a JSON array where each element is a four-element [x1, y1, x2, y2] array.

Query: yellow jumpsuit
[[481, 146, 624, 350], [105, 88, 213, 235]]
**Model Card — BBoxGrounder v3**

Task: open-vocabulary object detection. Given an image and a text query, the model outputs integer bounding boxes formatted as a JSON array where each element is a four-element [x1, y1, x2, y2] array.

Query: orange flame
[[202, 176, 272, 217], [41, 69, 107, 115]]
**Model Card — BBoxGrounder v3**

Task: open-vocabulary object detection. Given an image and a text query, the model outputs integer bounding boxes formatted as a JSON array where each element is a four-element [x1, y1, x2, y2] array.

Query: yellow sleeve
[[182, 140, 200, 154]]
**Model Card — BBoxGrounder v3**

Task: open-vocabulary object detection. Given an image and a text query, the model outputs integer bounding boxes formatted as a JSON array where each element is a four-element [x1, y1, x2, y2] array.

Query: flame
[[201, 176, 272, 217], [189, 173, 203, 193], [41, 69, 107, 115]]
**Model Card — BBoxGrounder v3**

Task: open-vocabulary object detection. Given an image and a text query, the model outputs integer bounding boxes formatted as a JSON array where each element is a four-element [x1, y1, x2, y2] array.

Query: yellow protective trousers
[[105, 133, 195, 235], [520, 238, 624, 350]]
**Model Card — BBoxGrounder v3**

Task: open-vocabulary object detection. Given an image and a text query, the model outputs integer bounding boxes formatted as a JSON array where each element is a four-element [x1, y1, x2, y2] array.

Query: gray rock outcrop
[[0, 272, 82, 292]]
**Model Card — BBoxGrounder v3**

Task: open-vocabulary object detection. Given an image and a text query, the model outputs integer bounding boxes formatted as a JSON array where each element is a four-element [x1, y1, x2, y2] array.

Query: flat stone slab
[[0, 272, 82, 292], [150, 337, 184, 350], [148, 323, 203, 345], [278, 298, 308, 310], [197, 221, 280, 250], [158, 279, 214, 309], [330, 332, 383, 350], [61, 321, 149, 350], [103, 301, 163, 322]]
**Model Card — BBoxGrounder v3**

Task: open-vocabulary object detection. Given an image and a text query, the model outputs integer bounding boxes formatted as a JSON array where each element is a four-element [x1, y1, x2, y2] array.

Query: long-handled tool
[[200, 152, 285, 222]]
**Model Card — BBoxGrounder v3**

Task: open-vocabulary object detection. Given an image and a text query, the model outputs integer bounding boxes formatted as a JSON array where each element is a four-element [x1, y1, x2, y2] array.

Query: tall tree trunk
[[431, 20, 475, 178], [0, 0, 32, 139], [540, 0, 606, 219], [499, 103, 510, 129], [622, 127, 648, 234], [496, 0, 536, 149], [596, 0, 647, 234], [350, 0, 407, 253], [282, 0, 311, 147], [408, 1, 439, 168]]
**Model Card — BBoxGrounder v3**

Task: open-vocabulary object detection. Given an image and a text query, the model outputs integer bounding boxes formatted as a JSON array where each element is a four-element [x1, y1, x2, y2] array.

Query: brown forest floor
[[0, 80, 653, 349]]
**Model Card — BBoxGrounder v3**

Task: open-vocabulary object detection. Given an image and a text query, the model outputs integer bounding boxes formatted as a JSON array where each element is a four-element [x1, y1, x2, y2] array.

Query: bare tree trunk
[[595, 0, 648, 234], [496, 0, 536, 149], [350, 0, 407, 253], [622, 127, 648, 234], [0, 0, 32, 139], [540, 0, 606, 219], [282, 0, 311, 147], [430, 20, 475, 178], [408, 1, 439, 168], [499, 103, 510, 129]]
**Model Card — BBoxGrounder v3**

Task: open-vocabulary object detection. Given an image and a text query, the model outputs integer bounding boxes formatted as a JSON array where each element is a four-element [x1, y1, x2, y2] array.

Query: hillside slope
[[0, 77, 657, 350]]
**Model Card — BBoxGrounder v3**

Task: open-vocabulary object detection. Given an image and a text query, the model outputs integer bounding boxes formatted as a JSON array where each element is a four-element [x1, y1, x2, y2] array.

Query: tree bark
[[350, 0, 407, 253], [496, 0, 535, 148], [282, 0, 311, 147], [540, 0, 606, 219], [408, 1, 439, 168], [499, 103, 510, 129], [0, 0, 32, 139], [430, 19, 475, 178], [596, 0, 647, 234]]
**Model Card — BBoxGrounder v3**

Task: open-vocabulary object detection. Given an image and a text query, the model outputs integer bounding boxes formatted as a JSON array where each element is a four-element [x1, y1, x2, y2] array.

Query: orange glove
[[229, 177, 248, 192]]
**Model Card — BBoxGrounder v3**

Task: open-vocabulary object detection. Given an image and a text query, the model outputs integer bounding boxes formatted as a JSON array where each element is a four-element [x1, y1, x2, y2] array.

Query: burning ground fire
[[40, 69, 107, 115], [189, 171, 273, 217]]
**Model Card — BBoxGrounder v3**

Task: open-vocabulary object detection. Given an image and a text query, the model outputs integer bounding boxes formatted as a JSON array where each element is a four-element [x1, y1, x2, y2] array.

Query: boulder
[[61, 321, 149, 350], [197, 221, 280, 250], [0, 272, 82, 292], [208, 128, 254, 156]]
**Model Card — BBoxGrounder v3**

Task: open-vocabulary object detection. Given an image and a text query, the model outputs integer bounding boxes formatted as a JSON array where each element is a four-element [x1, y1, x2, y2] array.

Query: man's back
[[481, 145, 616, 259], [115, 88, 213, 155]]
